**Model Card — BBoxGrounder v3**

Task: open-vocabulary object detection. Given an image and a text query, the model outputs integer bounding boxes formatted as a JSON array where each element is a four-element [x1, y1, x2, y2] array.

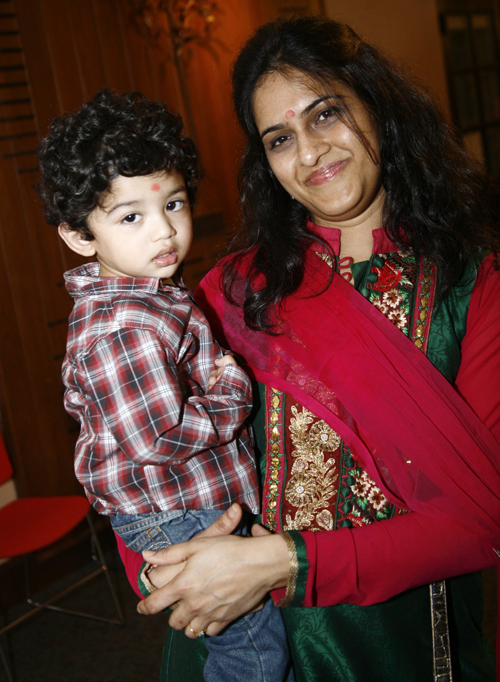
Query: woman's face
[[253, 70, 386, 229]]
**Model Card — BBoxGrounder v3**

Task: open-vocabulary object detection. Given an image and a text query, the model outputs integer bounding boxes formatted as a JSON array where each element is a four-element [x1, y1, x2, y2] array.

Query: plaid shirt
[[62, 263, 259, 516]]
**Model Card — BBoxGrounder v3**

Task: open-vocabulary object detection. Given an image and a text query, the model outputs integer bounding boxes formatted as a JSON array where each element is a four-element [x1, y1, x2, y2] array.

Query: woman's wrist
[[270, 531, 309, 608], [263, 533, 290, 591]]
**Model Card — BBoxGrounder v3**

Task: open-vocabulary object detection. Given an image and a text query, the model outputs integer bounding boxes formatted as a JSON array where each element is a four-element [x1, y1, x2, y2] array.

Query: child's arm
[[74, 328, 252, 465]]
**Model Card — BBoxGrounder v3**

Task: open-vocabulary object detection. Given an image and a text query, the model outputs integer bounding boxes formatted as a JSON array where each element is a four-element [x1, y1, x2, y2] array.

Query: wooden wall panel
[[37, 0, 83, 116], [12, 0, 58, 181], [91, 0, 134, 91], [69, 0, 108, 101], [0, 0, 80, 497], [0, 161, 77, 496]]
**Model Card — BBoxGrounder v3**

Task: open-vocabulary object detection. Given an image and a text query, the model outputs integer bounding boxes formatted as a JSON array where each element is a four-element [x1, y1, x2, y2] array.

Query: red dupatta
[[196, 246, 500, 551]]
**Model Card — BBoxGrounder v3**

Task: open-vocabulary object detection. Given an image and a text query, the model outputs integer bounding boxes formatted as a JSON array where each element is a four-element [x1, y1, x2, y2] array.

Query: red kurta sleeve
[[298, 510, 496, 607], [296, 255, 500, 607], [116, 533, 144, 599], [455, 254, 500, 438]]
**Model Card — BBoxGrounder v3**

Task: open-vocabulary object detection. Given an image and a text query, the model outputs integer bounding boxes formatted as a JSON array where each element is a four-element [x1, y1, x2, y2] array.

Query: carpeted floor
[[483, 567, 497, 656], [0, 547, 168, 682], [0, 547, 496, 682]]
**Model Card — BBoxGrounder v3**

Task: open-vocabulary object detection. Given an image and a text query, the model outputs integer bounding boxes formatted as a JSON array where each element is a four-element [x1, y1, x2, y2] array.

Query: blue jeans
[[111, 509, 294, 682]]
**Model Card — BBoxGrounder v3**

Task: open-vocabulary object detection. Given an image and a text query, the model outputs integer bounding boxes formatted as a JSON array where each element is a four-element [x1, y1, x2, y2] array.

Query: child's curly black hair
[[37, 88, 199, 240]]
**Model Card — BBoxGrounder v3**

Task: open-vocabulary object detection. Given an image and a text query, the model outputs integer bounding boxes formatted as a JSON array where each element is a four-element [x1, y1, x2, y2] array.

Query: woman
[[120, 16, 500, 682]]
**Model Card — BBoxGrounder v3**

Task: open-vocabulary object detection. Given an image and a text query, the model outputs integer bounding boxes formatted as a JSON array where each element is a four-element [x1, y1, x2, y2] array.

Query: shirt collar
[[63, 262, 188, 299]]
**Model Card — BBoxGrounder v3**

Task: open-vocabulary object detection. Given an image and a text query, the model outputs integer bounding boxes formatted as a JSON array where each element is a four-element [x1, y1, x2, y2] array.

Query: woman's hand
[[141, 503, 244, 592], [137, 504, 289, 638]]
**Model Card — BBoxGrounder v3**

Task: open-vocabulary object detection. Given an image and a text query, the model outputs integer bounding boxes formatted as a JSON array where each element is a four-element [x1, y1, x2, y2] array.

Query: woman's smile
[[306, 159, 349, 185]]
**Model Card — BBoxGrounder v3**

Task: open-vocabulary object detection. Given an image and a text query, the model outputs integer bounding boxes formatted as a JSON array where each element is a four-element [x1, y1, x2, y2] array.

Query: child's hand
[[207, 355, 237, 390]]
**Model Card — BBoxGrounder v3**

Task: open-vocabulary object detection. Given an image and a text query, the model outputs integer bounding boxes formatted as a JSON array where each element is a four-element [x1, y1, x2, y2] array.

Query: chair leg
[[86, 514, 125, 624], [23, 555, 31, 603], [20, 514, 124, 626]]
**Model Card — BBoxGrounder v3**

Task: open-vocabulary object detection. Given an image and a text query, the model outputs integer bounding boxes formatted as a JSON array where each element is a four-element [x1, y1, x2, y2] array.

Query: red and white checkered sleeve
[[78, 328, 252, 464]]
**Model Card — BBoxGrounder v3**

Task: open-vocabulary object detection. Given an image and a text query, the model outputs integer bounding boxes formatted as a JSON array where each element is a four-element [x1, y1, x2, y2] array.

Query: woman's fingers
[[142, 540, 193, 567], [186, 619, 210, 639], [251, 522, 272, 537], [137, 505, 244, 616], [138, 533, 288, 630], [143, 561, 185, 591], [141, 503, 243, 567], [185, 620, 228, 638], [198, 503, 243, 538], [137, 576, 184, 614], [204, 621, 227, 636], [184, 597, 266, 640], [166, 534, 288, 631]]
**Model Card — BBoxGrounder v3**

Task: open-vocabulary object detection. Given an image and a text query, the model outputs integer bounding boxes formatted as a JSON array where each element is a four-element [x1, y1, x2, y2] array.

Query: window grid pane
[[445, 14, 473, 68], [442, 10, 500, 176], [471, 13, 496, 66]]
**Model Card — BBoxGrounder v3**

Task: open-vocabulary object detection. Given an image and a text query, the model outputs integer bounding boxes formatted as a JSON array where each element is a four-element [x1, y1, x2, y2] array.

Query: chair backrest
[[0, 432, 13, 485]]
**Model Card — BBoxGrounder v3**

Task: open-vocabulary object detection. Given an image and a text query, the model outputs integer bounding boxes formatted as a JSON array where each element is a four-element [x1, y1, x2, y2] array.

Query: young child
[[37, 88, 292, 682]]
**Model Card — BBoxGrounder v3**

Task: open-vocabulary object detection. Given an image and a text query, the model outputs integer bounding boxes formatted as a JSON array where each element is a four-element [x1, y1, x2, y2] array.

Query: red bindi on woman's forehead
[[150, 183, 160, 192], [285, 110, 295, 119]]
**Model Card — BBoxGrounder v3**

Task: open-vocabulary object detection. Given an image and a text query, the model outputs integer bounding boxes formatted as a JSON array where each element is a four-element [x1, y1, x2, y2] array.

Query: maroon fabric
[[299, 509, 496, 607], [116, 533, 144, 599]]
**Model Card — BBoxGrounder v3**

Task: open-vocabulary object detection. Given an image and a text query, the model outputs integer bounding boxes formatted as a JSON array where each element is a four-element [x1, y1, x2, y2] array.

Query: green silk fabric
[[160, 628, 207, 682], [281, 575, 494, 682]]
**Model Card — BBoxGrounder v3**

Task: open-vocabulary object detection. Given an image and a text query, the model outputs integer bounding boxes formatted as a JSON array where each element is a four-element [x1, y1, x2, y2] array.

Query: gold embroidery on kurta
[[283, 406, 339, 531], [264, 388, 285, 531], [412, 257, 436, 351]]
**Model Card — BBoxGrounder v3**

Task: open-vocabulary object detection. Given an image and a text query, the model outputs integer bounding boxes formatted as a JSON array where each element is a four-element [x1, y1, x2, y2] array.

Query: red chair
[[0, 434, 124, 681]]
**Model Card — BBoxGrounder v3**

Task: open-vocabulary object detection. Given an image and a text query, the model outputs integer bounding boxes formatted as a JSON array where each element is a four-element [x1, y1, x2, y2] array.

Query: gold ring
[[189, 626, 205, 638]]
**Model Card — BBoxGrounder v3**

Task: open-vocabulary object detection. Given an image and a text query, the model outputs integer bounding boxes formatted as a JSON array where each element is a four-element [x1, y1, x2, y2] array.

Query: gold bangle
[[280, 531, 298, 608], [140, 563, 158, 594]]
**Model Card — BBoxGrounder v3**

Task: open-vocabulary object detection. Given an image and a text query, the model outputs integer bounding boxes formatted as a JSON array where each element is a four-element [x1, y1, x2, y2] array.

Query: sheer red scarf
[[195, 247, 500, 550]]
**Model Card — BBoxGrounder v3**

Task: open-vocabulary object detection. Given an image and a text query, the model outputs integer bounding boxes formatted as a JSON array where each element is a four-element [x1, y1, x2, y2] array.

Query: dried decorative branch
[[128, 0, 220, 146], [129, 0, 217, 58]]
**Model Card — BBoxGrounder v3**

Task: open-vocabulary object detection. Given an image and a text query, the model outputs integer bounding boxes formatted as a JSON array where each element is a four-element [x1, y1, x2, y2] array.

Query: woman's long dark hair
[[224, 15, 500, 332]]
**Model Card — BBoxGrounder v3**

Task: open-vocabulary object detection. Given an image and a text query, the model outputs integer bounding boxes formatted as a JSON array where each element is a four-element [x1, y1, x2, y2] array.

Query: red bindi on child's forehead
[[285, 110, 295, 119], [150, 183, 160, 192]]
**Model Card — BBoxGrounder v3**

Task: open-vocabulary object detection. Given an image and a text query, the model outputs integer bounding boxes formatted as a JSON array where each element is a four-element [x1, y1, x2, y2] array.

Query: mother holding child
[[40, 14, 500, 682], [135, 16, 500, 682]]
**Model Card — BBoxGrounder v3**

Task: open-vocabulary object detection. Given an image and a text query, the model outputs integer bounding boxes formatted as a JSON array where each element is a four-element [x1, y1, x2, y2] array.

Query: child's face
[[84, 171, 192, 282]]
